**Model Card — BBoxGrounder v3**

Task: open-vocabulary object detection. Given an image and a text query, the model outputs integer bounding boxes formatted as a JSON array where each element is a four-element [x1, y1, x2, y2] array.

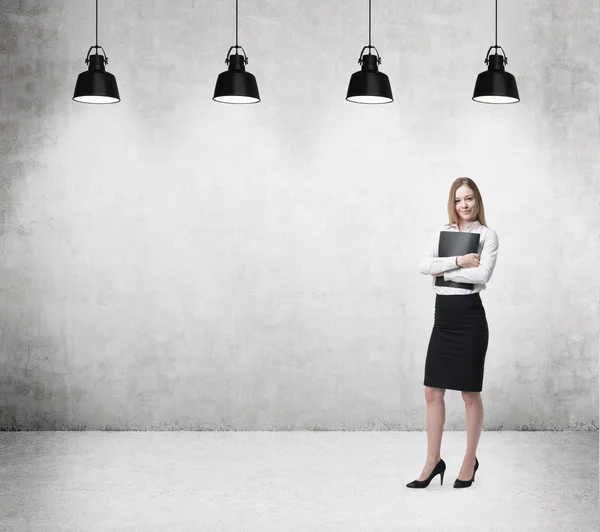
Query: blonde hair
[[445, 177, 487, 227]]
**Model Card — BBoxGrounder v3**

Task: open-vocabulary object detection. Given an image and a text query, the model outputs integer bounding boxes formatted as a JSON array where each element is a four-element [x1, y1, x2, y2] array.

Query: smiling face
[[455, 185, 477, 223]]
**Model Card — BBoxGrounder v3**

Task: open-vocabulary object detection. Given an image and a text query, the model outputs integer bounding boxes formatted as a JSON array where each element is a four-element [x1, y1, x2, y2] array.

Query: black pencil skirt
[[424, 293, 489, 392]]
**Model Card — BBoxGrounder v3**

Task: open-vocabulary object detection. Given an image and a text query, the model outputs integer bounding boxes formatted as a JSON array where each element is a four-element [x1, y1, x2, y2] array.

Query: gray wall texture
[[0, 0, 598, 431]]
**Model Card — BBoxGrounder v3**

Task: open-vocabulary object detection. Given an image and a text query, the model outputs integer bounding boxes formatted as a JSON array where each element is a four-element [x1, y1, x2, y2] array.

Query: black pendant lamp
[[346, 0, 393, 104], [213, 0, 260, 104], [73, 0, 120, 104], [473, 0, 519, 104]]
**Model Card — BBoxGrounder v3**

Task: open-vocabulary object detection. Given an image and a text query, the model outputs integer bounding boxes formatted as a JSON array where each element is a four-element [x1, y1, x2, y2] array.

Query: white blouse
[[418, 220, 499, 295]]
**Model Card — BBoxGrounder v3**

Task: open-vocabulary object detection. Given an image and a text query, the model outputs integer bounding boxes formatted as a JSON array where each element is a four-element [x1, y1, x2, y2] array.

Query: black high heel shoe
[[406, 458, 446, 488], [453, 457, 479, 488]]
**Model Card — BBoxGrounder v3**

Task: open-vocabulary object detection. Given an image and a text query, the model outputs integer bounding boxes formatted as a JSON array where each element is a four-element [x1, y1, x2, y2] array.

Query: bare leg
[[418, 386, 446, 480], [458, 391, 483, 480]]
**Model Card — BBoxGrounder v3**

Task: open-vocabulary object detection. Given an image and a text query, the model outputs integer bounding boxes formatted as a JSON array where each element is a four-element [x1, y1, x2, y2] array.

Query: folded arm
[[443, 230, 499, 284], [419, 255, 460, 275]]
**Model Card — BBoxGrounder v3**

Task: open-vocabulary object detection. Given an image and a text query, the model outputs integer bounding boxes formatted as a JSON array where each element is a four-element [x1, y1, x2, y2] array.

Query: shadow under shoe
[[453, 457, 479, 488], [406, 458, 446, 489]]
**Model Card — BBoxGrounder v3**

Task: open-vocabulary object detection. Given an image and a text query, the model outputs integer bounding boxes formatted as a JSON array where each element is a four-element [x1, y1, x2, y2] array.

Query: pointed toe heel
[[453, 457, 479, 489], [406, 459, 446, 489]]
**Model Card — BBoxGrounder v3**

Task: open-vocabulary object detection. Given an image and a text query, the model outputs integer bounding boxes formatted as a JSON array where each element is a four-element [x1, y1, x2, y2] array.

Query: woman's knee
[[424, 386, 445, 402], [461, 391, 481, 406]]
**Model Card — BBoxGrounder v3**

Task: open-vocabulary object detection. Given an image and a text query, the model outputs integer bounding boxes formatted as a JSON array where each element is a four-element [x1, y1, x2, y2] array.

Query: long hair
[[445, 177, 487, 227]]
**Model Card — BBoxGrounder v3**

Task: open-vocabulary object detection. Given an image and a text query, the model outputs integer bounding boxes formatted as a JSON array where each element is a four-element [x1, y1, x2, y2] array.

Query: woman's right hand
[[458, 253, 480, 268]]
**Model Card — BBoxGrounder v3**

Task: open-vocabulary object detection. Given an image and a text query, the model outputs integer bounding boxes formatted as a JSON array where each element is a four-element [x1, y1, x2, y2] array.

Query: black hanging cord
[[357, 0, 380, 64], [224, 0, 247, 65], [84, 0, 108, 64], [96, 0, 98, 47], [369, 0, 371, 47], [482, 0, 506, 65], [495, 0, 497, 47]]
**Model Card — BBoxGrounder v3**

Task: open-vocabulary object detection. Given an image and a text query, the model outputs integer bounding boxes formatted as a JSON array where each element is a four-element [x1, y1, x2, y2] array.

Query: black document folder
[[434, 231, 481, 290]]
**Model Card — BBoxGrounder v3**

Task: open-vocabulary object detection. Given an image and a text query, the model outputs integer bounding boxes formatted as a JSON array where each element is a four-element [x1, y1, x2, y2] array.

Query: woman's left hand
[[433, 273, 444, 277]]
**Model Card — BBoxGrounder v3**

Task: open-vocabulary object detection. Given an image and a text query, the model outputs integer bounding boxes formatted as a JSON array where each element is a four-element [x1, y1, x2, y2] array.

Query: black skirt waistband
[[434, 292, 484, 314], [435, 293, 481, 299]]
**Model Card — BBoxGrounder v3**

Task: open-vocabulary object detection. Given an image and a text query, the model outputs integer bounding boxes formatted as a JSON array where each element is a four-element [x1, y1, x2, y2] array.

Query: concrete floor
[[0, 431, 597, 532]]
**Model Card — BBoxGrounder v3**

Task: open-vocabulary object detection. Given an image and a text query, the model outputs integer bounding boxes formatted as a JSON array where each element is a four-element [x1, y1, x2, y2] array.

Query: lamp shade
[[346, 54, 393, 104], [73, 53, 120, 104], [473, 53, 519, 104], [213, 53, 260, 104]]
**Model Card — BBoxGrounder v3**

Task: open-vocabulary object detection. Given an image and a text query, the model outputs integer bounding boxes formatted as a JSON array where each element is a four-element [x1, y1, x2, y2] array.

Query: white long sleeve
[[418, 227, 460, 275]]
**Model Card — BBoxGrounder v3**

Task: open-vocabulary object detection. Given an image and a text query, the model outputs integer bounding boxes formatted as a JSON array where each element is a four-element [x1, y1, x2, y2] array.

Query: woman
[[406, 177, 499, 489]]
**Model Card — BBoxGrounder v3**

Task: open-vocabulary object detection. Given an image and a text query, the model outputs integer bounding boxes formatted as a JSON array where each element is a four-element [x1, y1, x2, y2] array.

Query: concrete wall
[[0, 0, 597, 430]]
